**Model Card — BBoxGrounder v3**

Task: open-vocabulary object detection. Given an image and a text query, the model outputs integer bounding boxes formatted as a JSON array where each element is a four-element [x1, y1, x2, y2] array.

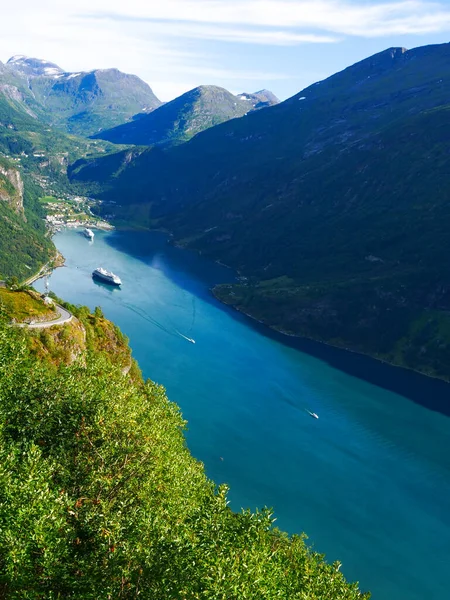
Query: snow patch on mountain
[[8, 55, 28, 63], [7, 55, 64, 77], [44, 67, 62, 76]]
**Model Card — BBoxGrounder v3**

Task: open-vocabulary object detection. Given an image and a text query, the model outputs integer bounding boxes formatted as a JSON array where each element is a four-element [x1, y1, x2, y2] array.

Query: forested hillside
[[0, 308, 368, 599], [0, 76, 118, 187], [70, 42, 450, 381], [0, 61, 123, 281], [0, 156, 53, 279], [94, 85, 278, 146]]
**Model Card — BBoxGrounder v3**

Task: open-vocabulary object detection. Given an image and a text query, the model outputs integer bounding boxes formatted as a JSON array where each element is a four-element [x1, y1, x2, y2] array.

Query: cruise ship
[[83, 228, 94, 240], [92, 267, 122, 286]]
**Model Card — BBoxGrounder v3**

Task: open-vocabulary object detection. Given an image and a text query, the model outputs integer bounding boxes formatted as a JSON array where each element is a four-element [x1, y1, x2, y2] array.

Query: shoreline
[[45, 220, 450, 393], [22, 250, 65, 287], [108, 221, 450, 389], [29, 224, 450, 419], [27, 219, 117, 288], [211, 287, 450, 388]]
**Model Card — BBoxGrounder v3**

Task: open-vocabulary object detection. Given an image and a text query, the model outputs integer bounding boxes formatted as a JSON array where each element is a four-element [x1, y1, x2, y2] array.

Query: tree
[[94, 305, 104, 320], [5, 276, 19, 290]]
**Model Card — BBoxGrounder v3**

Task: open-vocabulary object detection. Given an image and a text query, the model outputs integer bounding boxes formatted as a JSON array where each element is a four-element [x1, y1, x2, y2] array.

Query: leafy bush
[[0, 321, 369, 599]]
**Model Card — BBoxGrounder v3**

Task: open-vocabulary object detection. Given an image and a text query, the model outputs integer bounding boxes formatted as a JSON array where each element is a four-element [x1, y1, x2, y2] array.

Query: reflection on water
[[92, 278, 122, 294]]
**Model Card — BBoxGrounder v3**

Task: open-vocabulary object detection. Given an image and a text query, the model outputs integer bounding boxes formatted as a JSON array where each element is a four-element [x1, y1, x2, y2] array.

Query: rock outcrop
[[0, 161, 24, 215]]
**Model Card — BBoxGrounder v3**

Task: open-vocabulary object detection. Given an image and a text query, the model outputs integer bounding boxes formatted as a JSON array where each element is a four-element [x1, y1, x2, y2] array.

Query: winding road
[[22, 304, 73, 329]]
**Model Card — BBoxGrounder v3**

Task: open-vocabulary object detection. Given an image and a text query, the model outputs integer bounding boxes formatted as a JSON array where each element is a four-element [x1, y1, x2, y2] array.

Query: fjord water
[[35, 229, 450, 600]]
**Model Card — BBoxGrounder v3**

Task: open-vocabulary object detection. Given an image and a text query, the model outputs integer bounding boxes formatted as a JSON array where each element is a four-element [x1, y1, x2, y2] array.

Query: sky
[[2, 0, 450, 102]]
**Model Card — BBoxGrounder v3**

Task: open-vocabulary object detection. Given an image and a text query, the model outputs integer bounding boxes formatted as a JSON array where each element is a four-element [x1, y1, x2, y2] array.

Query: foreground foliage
[[0, 321, 369, 598], [0, 288, 56, 322]]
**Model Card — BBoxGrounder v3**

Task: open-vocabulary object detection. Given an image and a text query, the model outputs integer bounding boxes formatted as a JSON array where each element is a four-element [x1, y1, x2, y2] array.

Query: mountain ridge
[[237, 89, 279, 108], [5, 55, 162, 136], [93, 84, 279, 146], [7, 55, 64, 77], [70, 41, 450, 381]]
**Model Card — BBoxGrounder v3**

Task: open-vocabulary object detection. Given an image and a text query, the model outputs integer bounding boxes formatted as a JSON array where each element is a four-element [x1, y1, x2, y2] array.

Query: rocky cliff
[[0, 158, 24, 215]]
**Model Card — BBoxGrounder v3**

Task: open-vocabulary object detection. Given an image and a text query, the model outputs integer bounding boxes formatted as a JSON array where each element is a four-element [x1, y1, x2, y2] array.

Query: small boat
[[175, 329, 196, 344], [306, 410, 319, 419], [83, 228, 94, 240], [92, 267, 121, 286]]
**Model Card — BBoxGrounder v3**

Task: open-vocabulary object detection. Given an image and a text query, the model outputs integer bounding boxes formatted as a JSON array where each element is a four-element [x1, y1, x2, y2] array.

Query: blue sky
[[2, 0, 450, 101]]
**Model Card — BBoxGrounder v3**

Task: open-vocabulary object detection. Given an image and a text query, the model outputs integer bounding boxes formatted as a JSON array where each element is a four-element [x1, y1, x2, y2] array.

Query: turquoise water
[[35, 229, 450, 599]]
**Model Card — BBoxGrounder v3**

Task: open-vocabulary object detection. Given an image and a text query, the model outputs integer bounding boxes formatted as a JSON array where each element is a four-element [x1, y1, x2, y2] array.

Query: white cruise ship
[[83, 228, 94, 240], [92, 267, 122, 286]]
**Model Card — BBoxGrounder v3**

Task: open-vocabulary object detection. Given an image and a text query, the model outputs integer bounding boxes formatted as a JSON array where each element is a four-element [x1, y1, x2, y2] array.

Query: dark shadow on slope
[[106, 229, 450, 418]]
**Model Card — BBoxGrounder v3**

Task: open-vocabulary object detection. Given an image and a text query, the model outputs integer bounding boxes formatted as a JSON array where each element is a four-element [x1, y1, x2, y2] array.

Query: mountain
[[237, 89, 279, 108], [0, 67, 118, 191], [93, 85, 277, 146], [5, 56, 162, 136], [7, 55, 64, 77], [3, 56, 276, 145], [70, 42, 450, 381], [0, 60, 122, 282], [0, 58, 45, 120]]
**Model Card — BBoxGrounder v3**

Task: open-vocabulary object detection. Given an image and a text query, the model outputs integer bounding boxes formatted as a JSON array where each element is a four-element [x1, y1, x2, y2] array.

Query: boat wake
[[189, 296, 196, 333], [121, 300, 196, 344], [122, 301, 176, 337]]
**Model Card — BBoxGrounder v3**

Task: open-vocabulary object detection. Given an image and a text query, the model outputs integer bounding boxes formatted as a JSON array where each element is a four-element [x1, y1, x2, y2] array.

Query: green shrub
[[0, 321, 369, 599]]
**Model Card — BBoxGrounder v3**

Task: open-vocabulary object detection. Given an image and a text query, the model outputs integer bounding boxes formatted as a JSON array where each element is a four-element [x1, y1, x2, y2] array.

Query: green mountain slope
[[6, 55, 162, 136], [70, 42, 450, 381], [0, 63, 124, 280], [0, 156, 53, 279], [0, 83, 120, 205], [93, 85, 275, 146], [0, 312, 368, 598]]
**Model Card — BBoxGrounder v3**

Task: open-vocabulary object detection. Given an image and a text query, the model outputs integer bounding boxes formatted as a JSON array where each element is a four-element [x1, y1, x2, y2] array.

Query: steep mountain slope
[[6, 56, 162, 136], [0, 156, 53, 279], [71, 42, 450, 380], [0, 312, 368, 598], [0, 59, 45, 122], [93, 85, 275, 146], [0, 73, 119, 193], [0, 64, 122, 280]]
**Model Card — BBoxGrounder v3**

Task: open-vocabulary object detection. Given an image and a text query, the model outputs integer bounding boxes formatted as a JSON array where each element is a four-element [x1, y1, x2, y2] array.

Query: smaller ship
[[92, 267, 122, 286], [306, 410, 319, 419], [175, 329, 196, 344], [83, 228, 95, 240]]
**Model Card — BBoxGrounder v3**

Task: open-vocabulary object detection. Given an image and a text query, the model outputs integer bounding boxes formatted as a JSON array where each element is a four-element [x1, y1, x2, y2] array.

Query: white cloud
[[140, 22, 339, 46], [2, 0, 450, 100], [82, 0, 450, 37]]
